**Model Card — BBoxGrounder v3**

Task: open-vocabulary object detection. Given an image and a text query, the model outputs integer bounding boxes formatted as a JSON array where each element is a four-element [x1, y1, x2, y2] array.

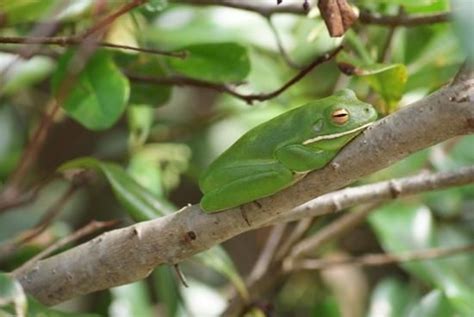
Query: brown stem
[[13, 220, 119, 276], [359, 10, 450, 27], [3, 101, 61, 198], [0, 184, 78, 261], [289, 244, 474, 271], [0, 36, 186, 58], [265, 17, 302, 69], [129, 46, 343, 104], [172, 0, 451, 26]]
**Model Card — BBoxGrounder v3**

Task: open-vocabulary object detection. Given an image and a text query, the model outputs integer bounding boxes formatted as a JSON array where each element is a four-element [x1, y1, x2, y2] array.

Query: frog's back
[[209, 105, 314, 168]]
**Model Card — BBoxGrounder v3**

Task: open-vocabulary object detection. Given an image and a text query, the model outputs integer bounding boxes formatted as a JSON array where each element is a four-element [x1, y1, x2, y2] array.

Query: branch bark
[[288, 244, 474, 271], [172, 0, 451, 27], [12, 75, 474, 305]]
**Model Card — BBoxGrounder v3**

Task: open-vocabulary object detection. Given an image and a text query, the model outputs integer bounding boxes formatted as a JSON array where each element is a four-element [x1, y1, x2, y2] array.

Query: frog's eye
[[331, 108, 349, 125]]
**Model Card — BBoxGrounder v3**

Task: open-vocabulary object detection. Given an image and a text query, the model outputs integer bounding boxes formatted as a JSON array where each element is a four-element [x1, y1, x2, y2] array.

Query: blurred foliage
[[0, 0, 472, 316]]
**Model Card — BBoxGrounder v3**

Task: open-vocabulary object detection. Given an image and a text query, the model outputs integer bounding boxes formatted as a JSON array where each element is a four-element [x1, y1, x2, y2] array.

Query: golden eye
[[331, 108, 349, 125]]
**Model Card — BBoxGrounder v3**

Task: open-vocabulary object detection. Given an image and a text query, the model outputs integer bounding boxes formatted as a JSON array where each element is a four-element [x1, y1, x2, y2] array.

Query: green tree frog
[[199, 89, 377, 212]]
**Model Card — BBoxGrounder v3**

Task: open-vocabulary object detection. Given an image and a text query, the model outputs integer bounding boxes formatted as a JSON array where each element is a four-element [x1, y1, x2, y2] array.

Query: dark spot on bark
[[187, 231, 197, 240], [388, 181, 401, 198], [254, 200, 262, 208], [467, 118, 474, 128]]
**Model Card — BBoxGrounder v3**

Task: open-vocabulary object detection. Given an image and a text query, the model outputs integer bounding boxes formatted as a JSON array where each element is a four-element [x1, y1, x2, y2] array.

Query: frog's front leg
[[274, 144, 337, 172], [200, 161, 293, 212]]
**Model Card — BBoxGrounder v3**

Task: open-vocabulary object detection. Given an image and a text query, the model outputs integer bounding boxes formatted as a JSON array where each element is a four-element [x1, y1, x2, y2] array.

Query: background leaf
[[52, 50, 130, 130], [168, 42, 250, 82], [59, 157, 174, 221]]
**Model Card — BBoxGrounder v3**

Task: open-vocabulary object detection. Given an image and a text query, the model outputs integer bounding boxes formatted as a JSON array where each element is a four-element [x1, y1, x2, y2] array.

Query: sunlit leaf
[[127, 105, 155, 150], [0, 272, 26, 317], [52, 50, 130, 130], [128, 143, 192, 195], [110, 281, 153, 317], [369, 202, 474, 315], [408, 290, 455, 317], [367, 278, 417, 317]]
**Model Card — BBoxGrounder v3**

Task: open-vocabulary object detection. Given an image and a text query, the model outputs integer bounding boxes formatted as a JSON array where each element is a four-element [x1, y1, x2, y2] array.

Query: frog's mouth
[[302, 122, 373, 145]]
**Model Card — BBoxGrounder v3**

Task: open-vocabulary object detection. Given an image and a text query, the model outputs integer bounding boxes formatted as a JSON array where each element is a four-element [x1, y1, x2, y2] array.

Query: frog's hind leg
[[200, 162, 293, 212]]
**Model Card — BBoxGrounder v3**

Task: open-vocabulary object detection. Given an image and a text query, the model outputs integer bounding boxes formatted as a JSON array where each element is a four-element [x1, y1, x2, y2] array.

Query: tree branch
[[128, 46, 342, 104], [171, 0, 451, 27], [12, 75, 474, 305], [273, 166, 474, 225], [358, 10, 450, 27], [287, 244, 474, 271], [0, 36, 186, 58]]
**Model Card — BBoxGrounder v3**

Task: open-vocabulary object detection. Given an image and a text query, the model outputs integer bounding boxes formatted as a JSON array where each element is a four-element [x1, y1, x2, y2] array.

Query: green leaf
[[128, 143, 192, 196], [195, 246, 249, 301], [408, 290, 455, 317], [337, 52, 407, 112], [27, 297, 100, 317], [0, 0, 56, 24], [168, 43, 250, 82], [369, 202, 474, 315], [367, 278, 417, 317], [144, 0, 168, 12], [127, 105, 155, 149], [153, 267, 181, 317], [116, 53, 172, 107], [0, 272, 26, 317], [110, 281, 153, 317], [0, 106, 23, 179], [59, 157, 174, 221], [52, 50, 130, 130]]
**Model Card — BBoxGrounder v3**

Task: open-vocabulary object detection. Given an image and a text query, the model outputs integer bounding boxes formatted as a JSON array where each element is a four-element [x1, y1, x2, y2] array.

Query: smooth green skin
[[199, 89, 378, 212]]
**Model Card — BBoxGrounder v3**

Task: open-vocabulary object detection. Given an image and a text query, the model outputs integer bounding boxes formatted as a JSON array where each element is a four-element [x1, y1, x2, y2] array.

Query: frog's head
[[304, 89, 377, 149]]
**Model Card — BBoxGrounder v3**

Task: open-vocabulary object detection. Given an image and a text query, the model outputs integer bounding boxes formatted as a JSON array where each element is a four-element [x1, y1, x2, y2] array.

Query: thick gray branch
[[13, 79, 474, 305], [273, 166, 474, 225]]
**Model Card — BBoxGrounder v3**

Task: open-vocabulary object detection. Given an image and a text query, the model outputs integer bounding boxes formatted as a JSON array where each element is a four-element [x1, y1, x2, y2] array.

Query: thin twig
[[274, 218, 315, 261], [172, 0, 451, 26], [2, 100, 61, 198], [0, 184, 78, 261], [172, 0, 305, 17], [287, 202, 381, 261], [13, 220, 119, 275], [0, 175, 59, 214], [128, 46, 343, 104], [247, 224, 287, 283], [378, 7, 404, 63], [288, 244, 474, 271], [173, 264, 189, 288], [359, 10, 450, 27], [0, 36, 186, 58], [265, 17, 302, 69]]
